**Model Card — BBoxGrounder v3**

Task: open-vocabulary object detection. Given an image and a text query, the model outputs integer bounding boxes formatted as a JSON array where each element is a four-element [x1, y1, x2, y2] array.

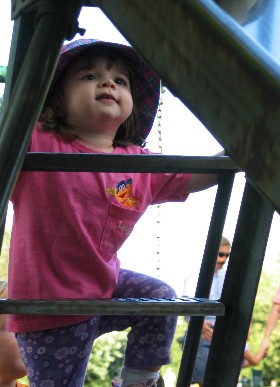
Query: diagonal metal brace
[[0, 0, 85, 228], [11, 0, 86, 40]]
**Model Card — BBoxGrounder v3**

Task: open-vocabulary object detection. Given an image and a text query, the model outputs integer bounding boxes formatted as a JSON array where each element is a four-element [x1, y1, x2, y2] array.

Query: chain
[[156, 83, 165, 154], [155, 84, 165, 278]]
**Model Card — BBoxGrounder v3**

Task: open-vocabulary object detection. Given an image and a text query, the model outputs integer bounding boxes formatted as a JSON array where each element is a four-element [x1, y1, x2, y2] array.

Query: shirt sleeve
[[150, 172, 192, 205]]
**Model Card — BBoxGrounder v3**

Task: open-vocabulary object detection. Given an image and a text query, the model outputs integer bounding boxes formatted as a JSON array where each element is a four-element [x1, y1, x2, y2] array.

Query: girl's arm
[[263, 303, 280, 342], [186, 150, 225, 193], [243, 341, 269, 367]]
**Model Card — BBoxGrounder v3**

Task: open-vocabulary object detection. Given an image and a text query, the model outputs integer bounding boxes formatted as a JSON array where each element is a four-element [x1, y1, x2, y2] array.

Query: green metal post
[[0, 66, 7, 83]]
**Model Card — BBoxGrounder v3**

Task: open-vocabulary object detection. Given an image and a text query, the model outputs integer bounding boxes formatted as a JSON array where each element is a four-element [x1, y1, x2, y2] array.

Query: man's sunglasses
[[218, 252, 230, 258]]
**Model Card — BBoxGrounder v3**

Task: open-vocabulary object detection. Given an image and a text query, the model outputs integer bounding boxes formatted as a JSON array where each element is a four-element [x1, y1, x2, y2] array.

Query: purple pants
[[17, 269, 177, 386]]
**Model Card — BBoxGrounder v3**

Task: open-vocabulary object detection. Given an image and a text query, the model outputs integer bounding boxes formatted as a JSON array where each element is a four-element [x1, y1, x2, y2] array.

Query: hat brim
[[53, 39, 160, 142]]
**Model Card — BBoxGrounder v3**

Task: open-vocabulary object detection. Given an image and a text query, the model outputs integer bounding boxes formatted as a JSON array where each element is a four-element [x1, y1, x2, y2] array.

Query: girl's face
[[62, 55, 134, 138]]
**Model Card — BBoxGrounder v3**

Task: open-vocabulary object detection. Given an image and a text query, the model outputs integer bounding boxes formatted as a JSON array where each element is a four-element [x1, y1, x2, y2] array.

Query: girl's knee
[[150, 280, 177, 299]]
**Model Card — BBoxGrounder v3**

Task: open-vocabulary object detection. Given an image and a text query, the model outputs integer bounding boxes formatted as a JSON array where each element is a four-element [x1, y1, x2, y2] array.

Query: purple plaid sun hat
[[52, 38, 160, 141]]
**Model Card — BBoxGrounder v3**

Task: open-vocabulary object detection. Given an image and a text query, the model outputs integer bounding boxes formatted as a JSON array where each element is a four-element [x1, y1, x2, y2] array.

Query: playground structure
[[0, 1, 279, 386]]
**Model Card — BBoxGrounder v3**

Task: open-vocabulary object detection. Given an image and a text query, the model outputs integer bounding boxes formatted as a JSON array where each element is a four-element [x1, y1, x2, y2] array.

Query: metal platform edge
[[0, 297, 224, 316]]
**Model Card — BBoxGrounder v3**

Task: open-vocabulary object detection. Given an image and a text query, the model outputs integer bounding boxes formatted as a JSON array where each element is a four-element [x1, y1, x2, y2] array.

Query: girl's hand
[[186, 151, 225, 194]]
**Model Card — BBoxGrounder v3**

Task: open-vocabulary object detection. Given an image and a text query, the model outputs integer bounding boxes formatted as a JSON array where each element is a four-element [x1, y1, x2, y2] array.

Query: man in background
[[182, 236, 231, 386]]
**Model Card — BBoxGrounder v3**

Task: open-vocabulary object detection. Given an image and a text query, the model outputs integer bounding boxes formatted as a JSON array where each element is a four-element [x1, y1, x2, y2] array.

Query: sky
[[0, 1, 279, 296]]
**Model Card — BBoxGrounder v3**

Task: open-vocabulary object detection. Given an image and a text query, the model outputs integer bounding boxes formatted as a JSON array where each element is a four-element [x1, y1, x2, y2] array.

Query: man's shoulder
[[216, 266, 227, 277]]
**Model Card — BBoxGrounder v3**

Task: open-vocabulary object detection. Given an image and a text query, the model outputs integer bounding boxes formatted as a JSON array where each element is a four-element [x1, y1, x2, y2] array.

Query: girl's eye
[[115, 77, 128, 86], [82, 73, 97, 81]]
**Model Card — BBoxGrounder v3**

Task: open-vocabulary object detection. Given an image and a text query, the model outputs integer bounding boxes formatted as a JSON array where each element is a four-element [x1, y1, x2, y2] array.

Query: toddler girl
[[8, 39, 220, 386]]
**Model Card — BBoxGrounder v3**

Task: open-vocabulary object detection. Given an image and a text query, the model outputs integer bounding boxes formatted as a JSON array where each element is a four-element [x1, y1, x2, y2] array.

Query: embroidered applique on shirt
[[107, 178, 139, 208]]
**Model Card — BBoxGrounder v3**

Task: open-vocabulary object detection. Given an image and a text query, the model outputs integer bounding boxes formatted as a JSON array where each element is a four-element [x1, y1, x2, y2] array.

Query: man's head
[[215, 236, 231, 272]]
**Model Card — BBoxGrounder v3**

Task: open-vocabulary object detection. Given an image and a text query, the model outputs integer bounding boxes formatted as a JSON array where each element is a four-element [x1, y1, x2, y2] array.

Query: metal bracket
[[11, 0, 86, 40], [11, 0, 42, 18]]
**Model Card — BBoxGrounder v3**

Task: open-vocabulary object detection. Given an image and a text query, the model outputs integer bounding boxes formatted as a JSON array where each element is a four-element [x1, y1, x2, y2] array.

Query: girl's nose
[[99, 78, 115, 88]]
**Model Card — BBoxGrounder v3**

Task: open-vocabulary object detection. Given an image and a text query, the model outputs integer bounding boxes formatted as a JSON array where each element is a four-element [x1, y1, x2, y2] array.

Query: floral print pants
[[17, 269, 177, 386]]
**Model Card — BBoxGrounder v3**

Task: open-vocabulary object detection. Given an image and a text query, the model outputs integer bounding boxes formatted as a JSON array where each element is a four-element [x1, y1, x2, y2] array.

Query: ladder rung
[[22, 153, 238, 173], [0, 297, 224, 316]]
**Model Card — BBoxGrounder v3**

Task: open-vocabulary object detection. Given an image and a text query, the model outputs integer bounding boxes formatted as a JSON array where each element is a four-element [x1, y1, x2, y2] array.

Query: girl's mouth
[[97, 93, 116, 102]]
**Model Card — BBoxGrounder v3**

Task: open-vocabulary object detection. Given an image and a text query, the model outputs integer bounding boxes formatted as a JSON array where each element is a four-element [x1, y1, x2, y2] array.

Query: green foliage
[[85, 330, 127, 385], [0, 228, 10, 280]]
